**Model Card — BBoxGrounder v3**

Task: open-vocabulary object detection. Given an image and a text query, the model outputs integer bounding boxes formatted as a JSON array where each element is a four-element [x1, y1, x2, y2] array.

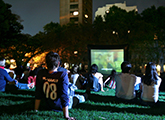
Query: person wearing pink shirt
[[27, 70, 36, 88]]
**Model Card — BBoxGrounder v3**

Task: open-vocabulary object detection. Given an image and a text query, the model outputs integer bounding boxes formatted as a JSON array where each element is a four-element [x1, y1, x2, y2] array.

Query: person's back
[[35, 51, 75, 119], [87, 73, 100, 92], [115, 73, 136, 99], [70, 65, 83, 89], [115, 61, 137, 100], [86, 64, 101, 92], [35, 69, 69, 110], [141, 79, 161, 102]]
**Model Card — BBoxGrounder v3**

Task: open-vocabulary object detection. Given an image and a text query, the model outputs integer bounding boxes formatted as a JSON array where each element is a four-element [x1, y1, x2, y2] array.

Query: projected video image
[[91, 49, 124, 74]]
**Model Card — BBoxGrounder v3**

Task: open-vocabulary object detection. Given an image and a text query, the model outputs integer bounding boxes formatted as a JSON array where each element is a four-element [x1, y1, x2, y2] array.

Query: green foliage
[[0, 89, 165, 120], [0, 0, 23, 48], [141, 6, 165, 65], [0, 0, 44, 66]]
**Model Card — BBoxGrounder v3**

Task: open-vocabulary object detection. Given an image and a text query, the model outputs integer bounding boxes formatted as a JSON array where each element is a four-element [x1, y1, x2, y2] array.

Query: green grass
[[0, 88, 165, 120]]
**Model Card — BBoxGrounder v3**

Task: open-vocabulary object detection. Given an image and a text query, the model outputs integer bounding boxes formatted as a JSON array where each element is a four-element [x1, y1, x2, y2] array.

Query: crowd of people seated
[[0, 57, 45, 92], [0, 52, 164, 120]]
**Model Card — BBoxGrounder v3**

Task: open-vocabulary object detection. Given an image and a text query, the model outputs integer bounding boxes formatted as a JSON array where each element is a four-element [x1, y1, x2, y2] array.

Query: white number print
[[43, 82, 57, 100]]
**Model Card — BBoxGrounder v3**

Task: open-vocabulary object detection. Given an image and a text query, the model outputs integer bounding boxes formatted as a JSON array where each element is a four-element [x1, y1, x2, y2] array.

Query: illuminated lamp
[[106, 10, 109, 13], [74, 51, 78, 54], [84, 14, 88, 18], [73, 11, 79, 16]]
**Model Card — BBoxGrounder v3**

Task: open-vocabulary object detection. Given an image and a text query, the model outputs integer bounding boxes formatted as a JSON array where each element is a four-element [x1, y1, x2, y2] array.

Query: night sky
[[3, 0, 165, 36]]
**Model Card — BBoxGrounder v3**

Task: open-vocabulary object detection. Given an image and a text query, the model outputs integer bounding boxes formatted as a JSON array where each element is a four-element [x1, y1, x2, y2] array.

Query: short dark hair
[[46, 51, 60, 71], [90, 64, 98, 73], [121, 61, 132, 73], [111, 70, 116, 76]]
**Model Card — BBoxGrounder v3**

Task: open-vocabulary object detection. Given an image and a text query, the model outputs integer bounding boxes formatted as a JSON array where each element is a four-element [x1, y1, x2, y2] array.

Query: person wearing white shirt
[[115, 61, 139, 102], [94, 72, 105, 92]]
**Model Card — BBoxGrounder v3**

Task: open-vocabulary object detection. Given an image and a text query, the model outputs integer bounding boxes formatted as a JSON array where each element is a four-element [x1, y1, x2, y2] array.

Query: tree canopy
[[0, 0, 23, 48], [0, 0, 44, 66], [1, 2, 165, 71]]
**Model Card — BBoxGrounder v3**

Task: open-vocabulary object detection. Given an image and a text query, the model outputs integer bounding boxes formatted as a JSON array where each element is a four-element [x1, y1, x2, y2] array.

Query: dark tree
[[0, 0, 23, 48]]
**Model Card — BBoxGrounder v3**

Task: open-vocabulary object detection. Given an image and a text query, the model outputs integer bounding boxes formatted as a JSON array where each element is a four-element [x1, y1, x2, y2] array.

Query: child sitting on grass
[[104, 70, 116, 90], [27, 70, 36, 89]]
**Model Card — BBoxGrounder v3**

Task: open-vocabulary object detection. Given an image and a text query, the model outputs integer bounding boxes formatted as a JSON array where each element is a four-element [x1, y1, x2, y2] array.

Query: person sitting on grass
[[140, 62, 162, 106], [86, 64, 105, 92], [0, 57, 32, 92], [27, 70, 36, 89], [35, 51, 88, 120], [115, 61, 140, 103], [69, 64, 87, 89], [104, 70, 116, 90]]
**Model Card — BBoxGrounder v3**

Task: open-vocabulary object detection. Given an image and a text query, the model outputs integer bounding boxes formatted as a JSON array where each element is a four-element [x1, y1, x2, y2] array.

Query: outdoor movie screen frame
[[88, 45, 128, 75]]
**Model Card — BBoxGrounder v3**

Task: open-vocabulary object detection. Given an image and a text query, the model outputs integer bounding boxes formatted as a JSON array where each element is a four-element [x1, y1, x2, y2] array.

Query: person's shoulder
[[57, 67, 67, 72], [37, 69, 47, 74], [95, 72, 103, 77], [157, 76, 162, 82], [129, 74, 137, 80], [115, 73, 121, 77], [57, 70, 68, 76], [130, 74, 136, 77], [0, 68, 7, 73]]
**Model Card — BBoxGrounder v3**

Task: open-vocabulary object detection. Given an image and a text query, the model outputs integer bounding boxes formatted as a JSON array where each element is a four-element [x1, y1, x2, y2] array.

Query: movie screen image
[[90, 49, 124, 75], [88, 45, 128, 75]]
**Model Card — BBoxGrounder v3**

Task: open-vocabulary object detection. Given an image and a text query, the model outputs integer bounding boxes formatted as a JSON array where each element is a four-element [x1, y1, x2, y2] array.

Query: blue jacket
[[0, 68, 15, 92]]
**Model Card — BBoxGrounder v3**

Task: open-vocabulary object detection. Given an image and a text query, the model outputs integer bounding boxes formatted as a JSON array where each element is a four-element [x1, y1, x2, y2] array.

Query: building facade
[[95, 1, 137, 21], [60, 0, 92, 26]]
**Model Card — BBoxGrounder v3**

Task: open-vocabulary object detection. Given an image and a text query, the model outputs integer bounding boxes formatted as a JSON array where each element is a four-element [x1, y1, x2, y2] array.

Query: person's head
[[145, 62, 157, 77], [71, 64, 79, 74], [121, 61, 132, 73], [29, 70, 36, 77], [0, 57, 5, 67], [5, 64, 10, 69], [46, 51, 60, 71], [90, 64, 98, 73], [142, 62, 158, 85], [111, 70, 116, 77]]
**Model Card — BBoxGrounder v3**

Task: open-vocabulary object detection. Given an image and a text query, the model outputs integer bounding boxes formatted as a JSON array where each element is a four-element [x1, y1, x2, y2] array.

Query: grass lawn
[[0, 88, 165, 120]]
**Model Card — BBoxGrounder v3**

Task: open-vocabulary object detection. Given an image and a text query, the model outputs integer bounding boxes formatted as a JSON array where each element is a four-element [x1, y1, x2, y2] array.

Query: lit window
[[70, 11, 79, 16], [73, 11, 79, 16]]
